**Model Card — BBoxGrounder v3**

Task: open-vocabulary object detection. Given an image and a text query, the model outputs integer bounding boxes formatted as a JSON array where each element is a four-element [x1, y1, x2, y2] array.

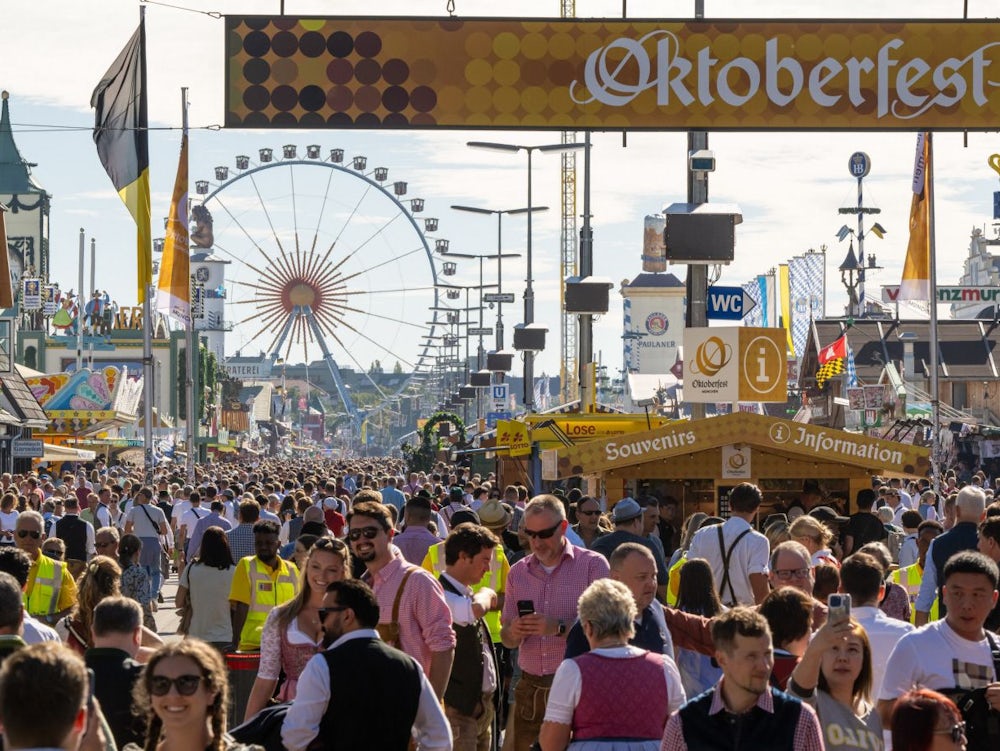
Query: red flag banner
[[818, 335, 847, 365]]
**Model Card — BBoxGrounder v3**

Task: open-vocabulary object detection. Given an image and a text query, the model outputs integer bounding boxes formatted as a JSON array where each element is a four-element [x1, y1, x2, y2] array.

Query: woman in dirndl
[[538, 579, 686, 751]]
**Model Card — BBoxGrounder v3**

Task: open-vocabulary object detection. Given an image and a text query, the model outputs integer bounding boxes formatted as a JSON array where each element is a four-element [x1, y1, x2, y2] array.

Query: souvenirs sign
[[227, 18, 1000, 131], [555, 412, 930, 479]]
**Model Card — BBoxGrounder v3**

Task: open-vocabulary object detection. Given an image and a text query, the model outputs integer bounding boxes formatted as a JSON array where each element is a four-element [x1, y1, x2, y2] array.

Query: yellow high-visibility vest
[[25, 555, 63, 618], [892, 562, 939, 624], [240, 558, 299, 650], [422, 541, 507, 643], [666, 553, 688, 606]]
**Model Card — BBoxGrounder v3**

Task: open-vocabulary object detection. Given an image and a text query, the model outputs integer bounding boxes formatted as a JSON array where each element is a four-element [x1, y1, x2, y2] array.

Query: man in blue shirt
[[380, 476, 406, 514]]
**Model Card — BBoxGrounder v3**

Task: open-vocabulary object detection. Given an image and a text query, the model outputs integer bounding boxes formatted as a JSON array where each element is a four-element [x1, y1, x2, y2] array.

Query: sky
[[4, 0, 1000, 392]]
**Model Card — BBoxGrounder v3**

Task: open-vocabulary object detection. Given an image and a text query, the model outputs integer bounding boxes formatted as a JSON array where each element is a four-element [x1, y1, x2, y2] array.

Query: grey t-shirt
[[789, 685, 884, 751]]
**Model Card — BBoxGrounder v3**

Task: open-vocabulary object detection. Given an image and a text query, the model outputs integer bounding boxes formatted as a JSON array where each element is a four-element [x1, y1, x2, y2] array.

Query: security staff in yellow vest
[[229, 519, 300, 650], [666, 552, 687, 606], [891, 518, 943, 624], [422, 504, 510, 644], [16, 510, 77, 624]]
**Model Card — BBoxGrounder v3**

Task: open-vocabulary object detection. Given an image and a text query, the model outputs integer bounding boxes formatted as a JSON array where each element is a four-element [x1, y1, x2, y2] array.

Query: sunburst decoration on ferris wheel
[[194, 148, 447, 427], [231, 239, 354, 363]]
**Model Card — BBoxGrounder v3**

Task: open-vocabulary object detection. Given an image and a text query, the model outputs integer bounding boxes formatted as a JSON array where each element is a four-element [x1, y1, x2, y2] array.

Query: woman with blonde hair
[[790, 515, 838, 568], [58, 554, 122, 653], [242, 537, 352, 720], [126, 639, 263, 751], [765, 519, 792, 551], [58, 554, 163, 658]]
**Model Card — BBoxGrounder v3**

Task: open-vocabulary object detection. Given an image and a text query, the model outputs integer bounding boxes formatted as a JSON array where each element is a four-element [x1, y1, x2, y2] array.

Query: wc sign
[[707, 286, 757, 321], [491, 383, 508, 409]]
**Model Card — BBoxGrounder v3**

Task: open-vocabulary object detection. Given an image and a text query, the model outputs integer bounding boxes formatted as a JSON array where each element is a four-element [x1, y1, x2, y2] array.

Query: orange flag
[[899, 132, 931, 301], [156, 134, 190, 323]]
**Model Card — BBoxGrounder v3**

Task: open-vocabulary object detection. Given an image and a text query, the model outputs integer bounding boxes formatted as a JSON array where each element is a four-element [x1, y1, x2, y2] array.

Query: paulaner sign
[[225, 17, 1000, 130]]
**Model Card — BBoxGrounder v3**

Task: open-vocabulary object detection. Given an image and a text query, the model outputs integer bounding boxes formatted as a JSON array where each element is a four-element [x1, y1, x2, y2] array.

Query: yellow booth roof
[[551, 412, 931, 480]]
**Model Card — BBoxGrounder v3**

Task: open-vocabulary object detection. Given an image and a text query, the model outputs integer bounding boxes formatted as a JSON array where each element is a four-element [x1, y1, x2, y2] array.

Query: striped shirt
[[369, 554, 456, 677], [501, 541, 610, 676]]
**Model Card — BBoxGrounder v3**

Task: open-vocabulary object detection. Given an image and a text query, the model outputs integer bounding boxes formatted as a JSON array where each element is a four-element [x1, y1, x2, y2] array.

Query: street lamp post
[[451, 205, 536, 352], [467, 141, 586, 411], [445, 252, 521, 420]]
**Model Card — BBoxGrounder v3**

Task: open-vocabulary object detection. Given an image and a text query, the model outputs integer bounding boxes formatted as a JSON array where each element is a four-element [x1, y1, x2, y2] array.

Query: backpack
[[886, 528, 905, 563], [939, 631, 1000, 751]]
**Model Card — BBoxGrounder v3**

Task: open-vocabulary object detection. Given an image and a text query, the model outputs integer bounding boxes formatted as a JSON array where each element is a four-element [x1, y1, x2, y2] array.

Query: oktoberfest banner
[[226, 17, 1000, 130]]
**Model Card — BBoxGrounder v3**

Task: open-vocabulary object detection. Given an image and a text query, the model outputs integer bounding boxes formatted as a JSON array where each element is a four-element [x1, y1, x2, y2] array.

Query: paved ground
[[151, 569, 183, 640]]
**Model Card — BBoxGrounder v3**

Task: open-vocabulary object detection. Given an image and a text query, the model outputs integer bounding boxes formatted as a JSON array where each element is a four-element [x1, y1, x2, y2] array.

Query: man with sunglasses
[[500, 495, 610, 751], [16, 512, 77, 627], [282, 579, 452, 751], [347, 499, 456, 699]]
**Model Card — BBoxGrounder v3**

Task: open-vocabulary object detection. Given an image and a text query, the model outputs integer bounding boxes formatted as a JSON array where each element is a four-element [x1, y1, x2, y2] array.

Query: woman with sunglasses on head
[[242, 536, 351, 721], [890, 689, 966, 751], [787, 618, 884, 751], [126, 638, 264, 751]]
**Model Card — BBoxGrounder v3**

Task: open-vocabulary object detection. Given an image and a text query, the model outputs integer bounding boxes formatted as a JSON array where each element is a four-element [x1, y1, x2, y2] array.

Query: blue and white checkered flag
[[846, 344, 858, 387]]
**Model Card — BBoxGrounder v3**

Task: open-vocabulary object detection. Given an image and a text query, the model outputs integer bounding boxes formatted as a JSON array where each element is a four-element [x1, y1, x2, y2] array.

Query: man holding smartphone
[[500, 495, 610, 751]]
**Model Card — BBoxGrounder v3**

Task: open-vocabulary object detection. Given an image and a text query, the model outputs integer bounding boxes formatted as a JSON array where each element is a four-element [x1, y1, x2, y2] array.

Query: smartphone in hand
[[828, 593, 851, 625], [517, 600, 535, 617]]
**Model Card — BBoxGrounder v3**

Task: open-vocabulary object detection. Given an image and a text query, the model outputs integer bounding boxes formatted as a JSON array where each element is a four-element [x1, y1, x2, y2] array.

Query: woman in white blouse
[[539, 579, 686, 751], [242, 537, 350, 721]]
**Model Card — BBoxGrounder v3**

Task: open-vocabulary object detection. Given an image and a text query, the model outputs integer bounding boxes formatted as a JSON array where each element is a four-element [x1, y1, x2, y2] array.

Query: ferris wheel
[[194, 144, 452, 431]]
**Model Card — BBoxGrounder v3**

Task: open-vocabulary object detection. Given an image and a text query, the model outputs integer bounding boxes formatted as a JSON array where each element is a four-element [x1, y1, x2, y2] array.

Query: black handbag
[[229, 703, 289, 751], [940, 631, 1000, 751]]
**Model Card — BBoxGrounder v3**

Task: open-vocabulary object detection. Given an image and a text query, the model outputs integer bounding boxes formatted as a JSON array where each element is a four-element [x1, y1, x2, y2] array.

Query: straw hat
[[477, 499, 513, 529]]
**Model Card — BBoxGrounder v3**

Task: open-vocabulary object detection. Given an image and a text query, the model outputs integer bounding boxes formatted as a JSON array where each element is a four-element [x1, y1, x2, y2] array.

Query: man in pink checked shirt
[[660, 607, 824, 751], [500, 495, 610, 751], [347, 496, 456, 698]]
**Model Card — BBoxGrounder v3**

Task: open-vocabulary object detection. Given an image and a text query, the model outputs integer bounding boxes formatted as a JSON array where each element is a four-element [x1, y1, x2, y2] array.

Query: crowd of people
[[0, 459, 997, 750]]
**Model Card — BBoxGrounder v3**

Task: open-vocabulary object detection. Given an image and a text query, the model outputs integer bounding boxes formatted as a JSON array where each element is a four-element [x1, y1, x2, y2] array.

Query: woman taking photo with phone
[[787, 617, 883, 750]]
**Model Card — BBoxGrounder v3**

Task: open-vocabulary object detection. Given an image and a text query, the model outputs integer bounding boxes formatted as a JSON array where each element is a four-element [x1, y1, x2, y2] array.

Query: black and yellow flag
[[816, 358, 845, 388], [91, 17, 152, 303]]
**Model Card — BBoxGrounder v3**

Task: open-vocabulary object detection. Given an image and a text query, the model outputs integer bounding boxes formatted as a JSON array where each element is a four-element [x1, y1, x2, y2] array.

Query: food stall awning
[[40, 443, 97, 462], [550, 412, 931, 480]]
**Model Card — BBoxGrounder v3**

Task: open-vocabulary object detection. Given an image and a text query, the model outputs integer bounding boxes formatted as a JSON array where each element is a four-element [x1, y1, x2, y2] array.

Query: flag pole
[[927, 132, 941, 493], [76, 229, 84, 371], [139, 3, 154, 485], [181, 87, 196, 482]]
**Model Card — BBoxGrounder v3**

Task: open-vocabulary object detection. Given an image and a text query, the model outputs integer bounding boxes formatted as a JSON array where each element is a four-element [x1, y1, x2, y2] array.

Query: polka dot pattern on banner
[[223, 17, 1000, 130]]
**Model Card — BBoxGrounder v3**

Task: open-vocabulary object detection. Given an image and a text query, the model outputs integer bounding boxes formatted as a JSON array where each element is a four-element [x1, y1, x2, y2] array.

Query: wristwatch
[[556, 620, 567, 637]]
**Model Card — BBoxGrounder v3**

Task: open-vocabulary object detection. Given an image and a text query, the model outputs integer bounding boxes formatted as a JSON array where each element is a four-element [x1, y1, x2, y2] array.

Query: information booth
[[546, 412, 931, 519]]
